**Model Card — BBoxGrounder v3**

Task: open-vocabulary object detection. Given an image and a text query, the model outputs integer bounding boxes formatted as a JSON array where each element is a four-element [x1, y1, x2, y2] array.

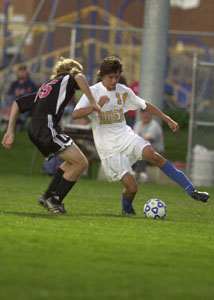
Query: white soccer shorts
[[101, 136, 150, 181]]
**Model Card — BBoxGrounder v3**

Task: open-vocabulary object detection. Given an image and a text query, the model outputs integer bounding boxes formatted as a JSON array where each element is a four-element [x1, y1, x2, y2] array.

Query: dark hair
[[97, 56, 123, 78], [18, 65, 27, 71]]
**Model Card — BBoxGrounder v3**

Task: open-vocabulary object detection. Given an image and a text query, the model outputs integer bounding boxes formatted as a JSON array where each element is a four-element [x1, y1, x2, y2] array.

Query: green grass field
[[1, 131, 214, 300], [0, 175, 214, 300]]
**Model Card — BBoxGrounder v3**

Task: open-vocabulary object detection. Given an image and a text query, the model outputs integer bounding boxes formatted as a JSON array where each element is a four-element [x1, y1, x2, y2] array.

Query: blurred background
[[1, 0, 213, 102], [0, 0, 214, 185]]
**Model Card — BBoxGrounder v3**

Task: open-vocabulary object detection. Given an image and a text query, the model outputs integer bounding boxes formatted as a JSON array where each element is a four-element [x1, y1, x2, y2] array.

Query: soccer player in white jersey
[[72, 56, 210, 215]]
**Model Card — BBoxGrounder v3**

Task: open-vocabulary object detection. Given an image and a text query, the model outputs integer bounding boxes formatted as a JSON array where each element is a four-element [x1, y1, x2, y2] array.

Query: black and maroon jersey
[[15, 74, 80, 159], [16, 74, 79, 123], [16, 92, 36, 114]]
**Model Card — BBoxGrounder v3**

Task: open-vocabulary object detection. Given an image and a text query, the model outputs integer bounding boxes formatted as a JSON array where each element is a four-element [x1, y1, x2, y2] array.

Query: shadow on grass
[[1, 210, 143, 220], [71, 213, 143, 220], [0, 211, 67, 219]]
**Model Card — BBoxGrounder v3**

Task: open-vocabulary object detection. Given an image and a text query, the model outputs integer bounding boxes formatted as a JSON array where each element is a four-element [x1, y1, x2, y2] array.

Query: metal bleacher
[[0, 3, 202, 109]]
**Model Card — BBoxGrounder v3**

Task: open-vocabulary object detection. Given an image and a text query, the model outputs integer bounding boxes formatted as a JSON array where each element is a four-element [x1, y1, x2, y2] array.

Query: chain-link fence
[[187, 54, 214, 186]]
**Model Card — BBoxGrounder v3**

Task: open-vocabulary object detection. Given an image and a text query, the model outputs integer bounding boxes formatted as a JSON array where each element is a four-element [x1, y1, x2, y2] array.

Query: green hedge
[[163, 108, 189, 130]]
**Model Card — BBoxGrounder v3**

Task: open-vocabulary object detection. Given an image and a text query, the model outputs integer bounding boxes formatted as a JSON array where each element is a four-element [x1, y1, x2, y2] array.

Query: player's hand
[[167, 118, 180, 132], [91, 102, 101, 113], [98, 96, 110, 108], [91, 102, 103, 119], [1, 132, 14, 149]]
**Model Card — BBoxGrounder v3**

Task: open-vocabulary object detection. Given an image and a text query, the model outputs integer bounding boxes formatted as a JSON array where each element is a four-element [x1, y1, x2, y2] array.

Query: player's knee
[[149, 152, 164, 167], [128, 181, 138, 195], [79, 156, 88, 171]]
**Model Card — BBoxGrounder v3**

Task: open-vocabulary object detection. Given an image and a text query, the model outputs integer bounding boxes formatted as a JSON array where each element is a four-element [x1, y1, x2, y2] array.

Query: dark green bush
[[163, 108, 189, 130]]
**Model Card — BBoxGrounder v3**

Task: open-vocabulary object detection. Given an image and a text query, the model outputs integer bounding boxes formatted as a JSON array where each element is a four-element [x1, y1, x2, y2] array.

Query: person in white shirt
[[133, 110, 164, 182], [72, 56, 209, 215]]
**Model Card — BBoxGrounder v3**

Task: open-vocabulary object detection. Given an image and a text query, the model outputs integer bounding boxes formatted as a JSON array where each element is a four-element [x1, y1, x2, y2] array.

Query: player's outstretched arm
[[72, 96, 109, 120], [145, 102, 179, 132], [1, 101, 20, 149], [72, 106, 94, 120], [74, 74, 101, 113]]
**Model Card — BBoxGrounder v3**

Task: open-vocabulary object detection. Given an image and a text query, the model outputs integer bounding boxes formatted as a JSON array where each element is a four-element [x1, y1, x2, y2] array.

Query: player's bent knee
[[82, 157, 89, 170], [149, 152, 164, 167], [128, 182, 138, 194], [78, 155, 88, 171]]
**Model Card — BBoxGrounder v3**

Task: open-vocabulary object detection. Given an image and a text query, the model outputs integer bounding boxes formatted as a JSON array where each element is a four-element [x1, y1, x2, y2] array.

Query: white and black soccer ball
[[144, 199, 167, 219]]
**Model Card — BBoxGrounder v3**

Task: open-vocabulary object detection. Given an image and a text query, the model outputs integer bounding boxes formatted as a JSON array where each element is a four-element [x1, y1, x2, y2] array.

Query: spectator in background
[[8, 65, 37, 98], [5, 65, 38, 129], [133, 110, 165, 182]]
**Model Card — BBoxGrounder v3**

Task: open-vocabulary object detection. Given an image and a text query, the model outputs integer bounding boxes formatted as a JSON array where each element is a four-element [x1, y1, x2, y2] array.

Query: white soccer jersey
[[74, 82, 147, 159]]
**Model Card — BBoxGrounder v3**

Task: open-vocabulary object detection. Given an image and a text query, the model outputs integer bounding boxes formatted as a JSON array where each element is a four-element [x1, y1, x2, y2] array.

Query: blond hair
[[50, 57, 83, 79]]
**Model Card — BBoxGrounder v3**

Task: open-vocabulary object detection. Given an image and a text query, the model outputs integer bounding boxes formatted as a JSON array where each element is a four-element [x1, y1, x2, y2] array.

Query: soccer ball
[[144, 199, 167, 219]]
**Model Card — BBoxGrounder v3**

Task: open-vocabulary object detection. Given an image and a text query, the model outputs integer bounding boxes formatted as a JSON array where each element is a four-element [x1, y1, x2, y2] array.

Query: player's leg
[[55, 142, 88, 198], [142, 146, 210, 202], [121, 173, 138, 215], [57, 145, 88, 180], [45, 143, 88, 213], [39, 155, 82, 206], [101, 152, 138, 215], [38, 166, 65, 206]]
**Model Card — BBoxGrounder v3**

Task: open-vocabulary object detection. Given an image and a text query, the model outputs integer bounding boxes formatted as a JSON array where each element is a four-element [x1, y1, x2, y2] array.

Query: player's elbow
[[74, 73, 85, 84], [75, 73, 84, 79]]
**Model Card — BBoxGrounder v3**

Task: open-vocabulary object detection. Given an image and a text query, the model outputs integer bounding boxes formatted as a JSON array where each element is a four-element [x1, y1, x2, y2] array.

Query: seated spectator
[[133, 110, 165, 182], [42, 157, 64, 176], [3, 65, 38, 129], [74, 118, 99, 177]]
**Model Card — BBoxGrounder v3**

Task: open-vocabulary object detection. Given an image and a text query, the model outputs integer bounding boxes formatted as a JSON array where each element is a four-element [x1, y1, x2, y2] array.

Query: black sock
[[54, 177, 76, 203], [44, 168, 64, 199]]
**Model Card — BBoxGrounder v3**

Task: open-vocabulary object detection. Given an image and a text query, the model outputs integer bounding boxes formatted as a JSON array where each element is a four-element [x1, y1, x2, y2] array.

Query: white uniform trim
[[47, 114, 73, 152], [56, 75, 69, 114]]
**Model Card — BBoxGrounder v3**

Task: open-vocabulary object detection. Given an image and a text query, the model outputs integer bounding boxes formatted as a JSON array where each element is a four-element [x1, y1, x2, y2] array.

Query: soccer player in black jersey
[[2, 57, 104, 213]]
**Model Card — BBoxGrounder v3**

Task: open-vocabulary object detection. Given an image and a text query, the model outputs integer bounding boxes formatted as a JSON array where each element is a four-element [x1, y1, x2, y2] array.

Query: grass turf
[[0, 175, 214, 300]]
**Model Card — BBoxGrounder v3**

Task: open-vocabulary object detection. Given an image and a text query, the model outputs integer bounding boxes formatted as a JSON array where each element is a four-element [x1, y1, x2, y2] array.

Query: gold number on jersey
[[116, 93, 121, 104], [123, 93, 128, 104], [116, 92, 128, 104]]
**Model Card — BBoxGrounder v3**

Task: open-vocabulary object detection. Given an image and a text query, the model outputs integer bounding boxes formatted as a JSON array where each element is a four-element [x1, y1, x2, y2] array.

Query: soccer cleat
[[191, 190, 210, 202], [122, 207, 136, 216], [45, 197, 66, 213], [38, 194, 46, 207]]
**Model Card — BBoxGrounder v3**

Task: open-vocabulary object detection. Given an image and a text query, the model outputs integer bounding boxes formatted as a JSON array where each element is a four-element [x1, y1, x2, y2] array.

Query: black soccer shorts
[[28, 118, 73, 160]]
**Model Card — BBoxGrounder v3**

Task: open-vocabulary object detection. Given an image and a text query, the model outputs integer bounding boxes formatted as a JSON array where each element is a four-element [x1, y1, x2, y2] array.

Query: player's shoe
[[191, 190, 210, 202], [38, 194, 46, 207], [122, 207, 136, 216], [45, 197, 66, 213]]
